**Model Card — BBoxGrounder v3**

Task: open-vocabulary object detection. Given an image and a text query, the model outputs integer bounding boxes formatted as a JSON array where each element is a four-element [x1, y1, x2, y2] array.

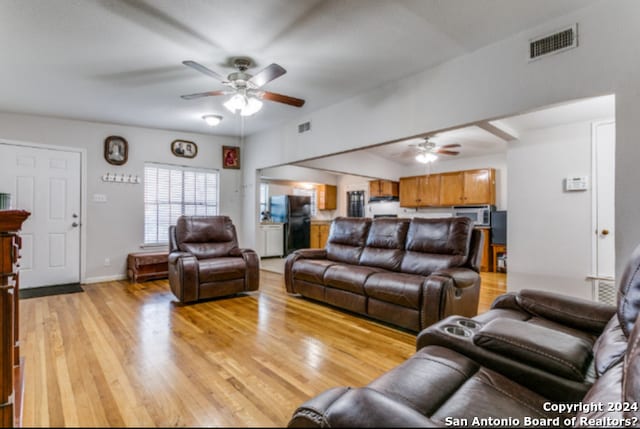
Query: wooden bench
[[127, 251, 168, 283]]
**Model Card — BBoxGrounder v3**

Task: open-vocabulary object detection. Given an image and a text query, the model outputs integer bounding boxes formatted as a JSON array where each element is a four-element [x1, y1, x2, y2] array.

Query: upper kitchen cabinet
[[401, 168, 496, 207], [399, 175, 440, 207], [369, 180, 399, 199], [440, 169, 496, 206], [462, 168, 496, 205], [316, 184, 337, 210]]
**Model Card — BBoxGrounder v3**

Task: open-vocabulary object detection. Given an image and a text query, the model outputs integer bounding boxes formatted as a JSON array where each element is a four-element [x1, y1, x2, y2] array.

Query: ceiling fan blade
[[259, 91, 305, 107], [439, 143, 461, 149], [248, 63, 286, 88], [434, 149, 460, 156], [182, 60, 226, 81], [180, 90, 226, 100]]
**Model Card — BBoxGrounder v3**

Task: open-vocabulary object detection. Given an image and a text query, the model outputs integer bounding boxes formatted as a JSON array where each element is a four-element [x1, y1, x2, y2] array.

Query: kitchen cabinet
[[259, 223, 284, 257], [401, 168, 495, 208], [399, 175, 440, 207], [316, 184, 337, 210], [477, 228, 491, 272], [369, 180, 399, 198], [310, 223, 331, 249]]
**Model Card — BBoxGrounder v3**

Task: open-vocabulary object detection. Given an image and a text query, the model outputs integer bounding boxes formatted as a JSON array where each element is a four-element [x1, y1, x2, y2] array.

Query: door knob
[[601, 229, 610, 235], [72, 222, 79, 228], [72, 213, 79, 218]]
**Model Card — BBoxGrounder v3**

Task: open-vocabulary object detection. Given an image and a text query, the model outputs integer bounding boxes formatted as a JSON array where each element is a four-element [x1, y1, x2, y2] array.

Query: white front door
[[0, 143, 81, 288], [592, 121, 615, 302]]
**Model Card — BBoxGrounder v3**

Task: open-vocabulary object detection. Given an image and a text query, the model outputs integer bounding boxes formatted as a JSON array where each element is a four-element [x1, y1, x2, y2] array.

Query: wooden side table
[[127, 251, 169, 282], [492, 244, 507, 273]]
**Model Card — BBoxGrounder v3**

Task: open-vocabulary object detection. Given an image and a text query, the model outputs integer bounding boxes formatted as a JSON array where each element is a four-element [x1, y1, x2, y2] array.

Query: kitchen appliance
[[452, 205, 494, 227], [368, 200, 399, 218], [491, 210, 507, 245], [269, 195, 311, 255]]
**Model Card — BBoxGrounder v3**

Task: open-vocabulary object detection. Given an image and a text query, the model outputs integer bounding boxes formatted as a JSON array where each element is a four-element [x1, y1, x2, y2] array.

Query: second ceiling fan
[[180, 57, 305, 116], [411, 138, 461, 163]]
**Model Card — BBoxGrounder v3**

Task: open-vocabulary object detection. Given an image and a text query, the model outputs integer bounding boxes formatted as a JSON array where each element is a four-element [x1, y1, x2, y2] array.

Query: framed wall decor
[[222, 146, 240, 169], [171, 140, 198, 159], [104, 136, 128, 165]]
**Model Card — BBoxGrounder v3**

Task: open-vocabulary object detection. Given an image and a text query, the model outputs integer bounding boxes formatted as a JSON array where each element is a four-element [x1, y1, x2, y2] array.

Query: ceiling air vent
[[298, 121, 311, 133], [529, 24, 577, 61]]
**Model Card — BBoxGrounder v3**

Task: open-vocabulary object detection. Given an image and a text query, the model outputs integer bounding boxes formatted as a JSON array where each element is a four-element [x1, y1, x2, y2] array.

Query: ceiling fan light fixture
[[224, 93, 247, 113], [416, 153, 438, 163], [202, 114, 222, 126], [240, 97, 263, 116]]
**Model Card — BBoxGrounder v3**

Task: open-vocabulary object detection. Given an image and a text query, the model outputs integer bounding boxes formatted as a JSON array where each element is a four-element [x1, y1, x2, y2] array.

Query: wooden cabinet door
[[399, 177, 419, 207], [369, 180, 380, 197], [418, 175, 440, 206], [317, 185, 337, 210], [310, 224, 320, 248], [439, 172, 464, 206], [380, 180, 398, 197], [463, 169, 495, 205], [478, 228, 491, 272], [319, 224, 330, 248]]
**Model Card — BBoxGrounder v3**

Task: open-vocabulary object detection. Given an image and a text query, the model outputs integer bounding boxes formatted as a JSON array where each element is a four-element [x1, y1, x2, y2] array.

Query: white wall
[[261, 164, 339, 185], [0, 112, 241, 282], [296, 151, 407, 181], [507, 121, 593, 299], [242, 0, 640, 282]]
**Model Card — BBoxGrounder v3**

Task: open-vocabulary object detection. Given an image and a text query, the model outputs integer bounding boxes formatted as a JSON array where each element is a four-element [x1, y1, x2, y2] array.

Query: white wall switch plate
[[93, 193, 107, 203]]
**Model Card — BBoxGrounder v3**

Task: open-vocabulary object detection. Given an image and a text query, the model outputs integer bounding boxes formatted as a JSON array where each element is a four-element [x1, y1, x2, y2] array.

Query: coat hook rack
[[102, 173, 141, 184]]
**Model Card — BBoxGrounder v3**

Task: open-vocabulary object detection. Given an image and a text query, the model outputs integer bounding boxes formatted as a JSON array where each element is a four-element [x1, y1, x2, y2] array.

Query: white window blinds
[[144, 163, 219, 245]]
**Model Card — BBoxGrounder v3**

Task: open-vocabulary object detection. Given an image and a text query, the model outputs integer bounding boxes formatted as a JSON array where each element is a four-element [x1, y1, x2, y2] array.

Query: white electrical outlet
[[104, 258, 111, 266], [93, 193, 107, 203]]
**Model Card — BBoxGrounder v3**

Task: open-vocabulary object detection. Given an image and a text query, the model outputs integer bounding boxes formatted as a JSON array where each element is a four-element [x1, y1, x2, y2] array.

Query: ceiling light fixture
[[223, 91, 263, 117], [416, 153, 438, 163], [202, 114, 223, 126]]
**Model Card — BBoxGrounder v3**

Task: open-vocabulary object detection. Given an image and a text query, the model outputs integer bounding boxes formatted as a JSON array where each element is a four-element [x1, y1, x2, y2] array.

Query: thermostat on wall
[[565, 176, 588, 191]]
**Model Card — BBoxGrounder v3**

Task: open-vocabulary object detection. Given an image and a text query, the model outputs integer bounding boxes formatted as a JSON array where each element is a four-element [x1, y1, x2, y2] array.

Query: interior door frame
[[590, 120, 615, 286], [0, 138, 87, 284]]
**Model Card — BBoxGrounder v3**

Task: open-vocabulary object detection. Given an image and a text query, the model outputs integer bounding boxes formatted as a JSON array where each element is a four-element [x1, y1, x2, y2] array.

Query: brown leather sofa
[[168, 216, 259, 303], [285, 217, 483, 331], [287, 245, 640, 427]]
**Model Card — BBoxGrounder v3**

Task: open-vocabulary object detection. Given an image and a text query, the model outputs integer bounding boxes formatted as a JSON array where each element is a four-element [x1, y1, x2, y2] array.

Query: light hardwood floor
[[20, 270, 506, 427]]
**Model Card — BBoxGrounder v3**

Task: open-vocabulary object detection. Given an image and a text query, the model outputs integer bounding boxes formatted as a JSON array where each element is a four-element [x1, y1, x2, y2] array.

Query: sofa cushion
[[324, 264, 383, 294], [292, 259, 336, 284], [359, 218, 409, 271], [198, 257, 246, 283], [592, 316, 627, 376], [400, 217, 473, 276], [364, 272, 424, 309], [617, 242, 640, 336], [326, 217, 371, 265], [176, 216, 238, 259]]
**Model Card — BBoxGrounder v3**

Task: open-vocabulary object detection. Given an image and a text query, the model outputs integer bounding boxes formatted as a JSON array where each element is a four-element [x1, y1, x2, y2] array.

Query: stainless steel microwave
[[452, 205, 494, 227]]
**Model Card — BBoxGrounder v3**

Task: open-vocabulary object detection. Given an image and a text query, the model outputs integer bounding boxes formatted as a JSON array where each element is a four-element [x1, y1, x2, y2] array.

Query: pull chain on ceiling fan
[[180, 57, 305, 117]]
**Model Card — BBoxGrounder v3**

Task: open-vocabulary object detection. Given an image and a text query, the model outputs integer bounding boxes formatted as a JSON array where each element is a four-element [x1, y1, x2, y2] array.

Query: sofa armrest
[[168, 252, 199, 303], [230, 247, 259, 291], [492, 289, 616, 335], [284, 249, 328, 293], [421, 268, 481, 329]]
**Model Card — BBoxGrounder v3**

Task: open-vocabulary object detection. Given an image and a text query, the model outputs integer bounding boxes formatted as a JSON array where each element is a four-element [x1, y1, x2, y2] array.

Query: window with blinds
[[144, 163, 219, 245]]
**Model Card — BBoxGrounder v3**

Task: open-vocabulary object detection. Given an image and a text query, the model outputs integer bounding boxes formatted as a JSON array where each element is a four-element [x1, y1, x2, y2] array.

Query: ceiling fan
[[180, 57, 305, 116], [410, 138, 461, 163]]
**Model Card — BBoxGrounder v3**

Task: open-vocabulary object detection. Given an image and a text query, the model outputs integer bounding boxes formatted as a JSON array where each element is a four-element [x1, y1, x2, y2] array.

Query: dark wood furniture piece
[[1, 209, 30, 427], [492, 243, 507, 273], [127, 251, 169, 283]]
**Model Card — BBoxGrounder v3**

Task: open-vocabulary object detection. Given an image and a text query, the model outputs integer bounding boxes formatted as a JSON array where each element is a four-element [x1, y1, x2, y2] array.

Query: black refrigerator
[[269, 195, 311, 255]]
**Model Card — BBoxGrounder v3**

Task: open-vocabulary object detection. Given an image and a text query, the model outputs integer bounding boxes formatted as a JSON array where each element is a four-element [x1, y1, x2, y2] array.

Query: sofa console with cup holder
[[285, 216, 483, 332]]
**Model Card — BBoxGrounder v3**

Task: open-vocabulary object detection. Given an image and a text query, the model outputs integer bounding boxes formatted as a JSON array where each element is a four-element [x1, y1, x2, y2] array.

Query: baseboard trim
[[83, 274, 128, 284]]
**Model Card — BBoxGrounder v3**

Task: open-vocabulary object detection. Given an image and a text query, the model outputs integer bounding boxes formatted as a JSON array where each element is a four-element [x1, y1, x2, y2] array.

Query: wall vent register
[[529, 24, 578, 60]]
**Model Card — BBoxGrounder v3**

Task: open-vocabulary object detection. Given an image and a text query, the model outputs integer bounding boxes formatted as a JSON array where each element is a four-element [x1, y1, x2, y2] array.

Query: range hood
[[369, 195, 399, 203]]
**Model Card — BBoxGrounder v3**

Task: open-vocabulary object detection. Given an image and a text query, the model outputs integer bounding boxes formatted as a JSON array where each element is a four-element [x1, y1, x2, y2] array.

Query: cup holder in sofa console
[[456, 319, 481, 330], [442, 325, 473, 337]]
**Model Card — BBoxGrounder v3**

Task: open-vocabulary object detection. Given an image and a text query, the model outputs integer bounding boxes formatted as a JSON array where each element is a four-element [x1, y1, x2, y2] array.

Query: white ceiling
[[0, 0, 596, 137]]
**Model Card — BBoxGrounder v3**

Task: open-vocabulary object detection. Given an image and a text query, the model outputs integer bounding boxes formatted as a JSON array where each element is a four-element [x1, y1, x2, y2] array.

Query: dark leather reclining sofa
[[285, 216, 483, 331], [288, 243, 640, 427]]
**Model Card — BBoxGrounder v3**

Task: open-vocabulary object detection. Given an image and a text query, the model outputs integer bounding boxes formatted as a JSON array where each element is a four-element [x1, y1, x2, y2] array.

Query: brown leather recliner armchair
[[168, 216, 259, 303]]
